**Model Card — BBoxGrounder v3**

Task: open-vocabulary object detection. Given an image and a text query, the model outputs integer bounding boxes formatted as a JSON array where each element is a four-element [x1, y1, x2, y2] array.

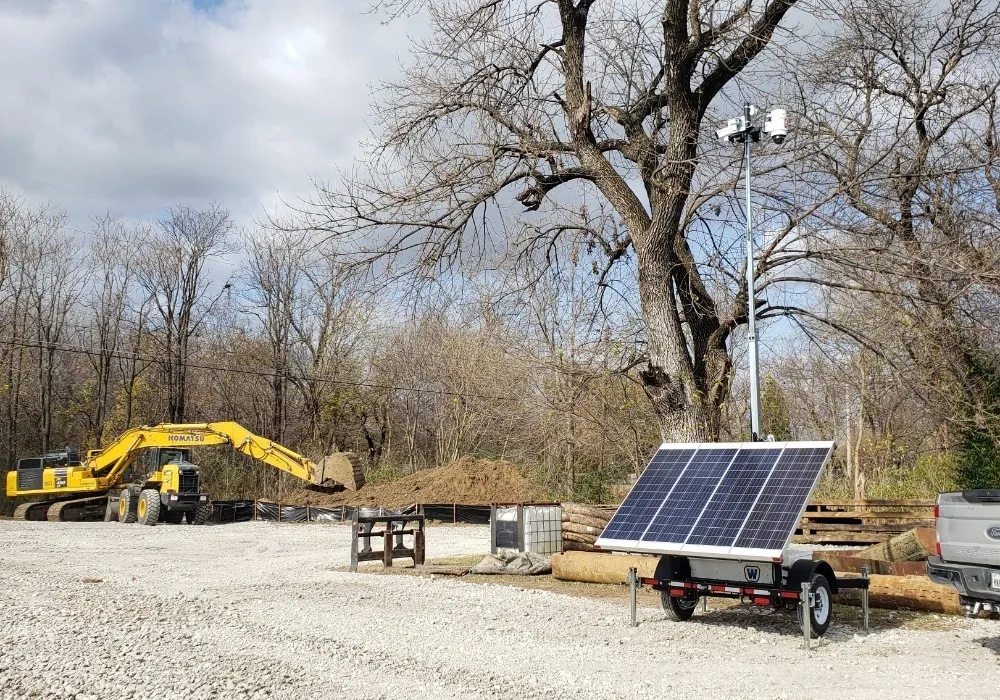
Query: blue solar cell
[[685, 448, 782, 547], [639, 448, 737, 543], [732, 447, 831, 551], [599, 448, 695, 541]]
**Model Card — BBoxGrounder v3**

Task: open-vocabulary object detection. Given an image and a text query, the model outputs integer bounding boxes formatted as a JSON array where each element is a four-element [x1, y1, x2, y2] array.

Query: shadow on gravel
[[974, 636, 1000, 656], [682, 603, 924, 639], [351, 561, 958, 639]]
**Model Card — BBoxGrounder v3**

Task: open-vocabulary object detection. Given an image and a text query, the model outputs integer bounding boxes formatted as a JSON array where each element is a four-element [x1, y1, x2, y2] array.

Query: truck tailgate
[[938, 491, 1000, 567]]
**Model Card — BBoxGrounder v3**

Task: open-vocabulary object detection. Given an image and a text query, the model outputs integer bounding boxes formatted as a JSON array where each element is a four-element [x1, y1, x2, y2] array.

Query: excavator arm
[[87, 422, 362, 490]]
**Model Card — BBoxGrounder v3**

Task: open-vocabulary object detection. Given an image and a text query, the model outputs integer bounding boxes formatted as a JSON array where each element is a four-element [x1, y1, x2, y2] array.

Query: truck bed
[[937, 490, 1000, 568]]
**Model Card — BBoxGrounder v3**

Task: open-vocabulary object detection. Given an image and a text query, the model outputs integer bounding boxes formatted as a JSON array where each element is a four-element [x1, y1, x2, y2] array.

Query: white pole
[[745, 104, 762, 441]]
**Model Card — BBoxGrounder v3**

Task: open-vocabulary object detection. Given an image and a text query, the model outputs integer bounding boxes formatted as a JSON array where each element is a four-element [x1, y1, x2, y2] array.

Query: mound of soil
[[286, 457, 544, 507]]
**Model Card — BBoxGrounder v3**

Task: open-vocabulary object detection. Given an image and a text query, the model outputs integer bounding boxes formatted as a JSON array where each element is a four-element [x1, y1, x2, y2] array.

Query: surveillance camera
[[763, 108, 788, 145], [716, 117, 744, 143]]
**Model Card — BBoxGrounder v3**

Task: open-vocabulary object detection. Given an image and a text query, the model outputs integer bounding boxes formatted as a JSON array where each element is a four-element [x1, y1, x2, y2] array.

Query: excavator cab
[[9, 448, 87, 495]]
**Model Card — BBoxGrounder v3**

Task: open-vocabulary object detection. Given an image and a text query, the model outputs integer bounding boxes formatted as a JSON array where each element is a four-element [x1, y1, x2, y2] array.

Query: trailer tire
[[191, 501, 212, 525], [137, 489, 160, 526], [797, 573, 833, 637], [660, 590, 698, 622], [118, 489, 137, 523]]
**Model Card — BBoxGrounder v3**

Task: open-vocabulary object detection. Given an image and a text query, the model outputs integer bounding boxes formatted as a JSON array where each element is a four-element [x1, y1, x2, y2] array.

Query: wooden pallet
[[793, 499, 935, 546]]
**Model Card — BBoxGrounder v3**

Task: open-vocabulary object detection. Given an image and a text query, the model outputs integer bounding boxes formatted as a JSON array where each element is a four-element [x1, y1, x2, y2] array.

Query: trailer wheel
[[191, 501, 212, 525], [660, 590, 698, 622], [137, 489, 160, 526], [797, 573, 833, 637], [118, 489, 137, 523]]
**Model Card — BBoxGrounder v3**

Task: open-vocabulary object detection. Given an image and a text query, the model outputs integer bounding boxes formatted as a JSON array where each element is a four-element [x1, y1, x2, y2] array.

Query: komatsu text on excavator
[[5, 422, 364, 524]]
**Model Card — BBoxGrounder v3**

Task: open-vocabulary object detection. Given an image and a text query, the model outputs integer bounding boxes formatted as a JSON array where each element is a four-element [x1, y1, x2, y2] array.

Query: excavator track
[[47, 495, 108, 522], [13, 495, 108, 522]]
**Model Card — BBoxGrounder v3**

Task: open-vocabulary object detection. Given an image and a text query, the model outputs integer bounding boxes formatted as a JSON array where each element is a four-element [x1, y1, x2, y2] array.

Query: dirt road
[[1, 520, 998, 699]]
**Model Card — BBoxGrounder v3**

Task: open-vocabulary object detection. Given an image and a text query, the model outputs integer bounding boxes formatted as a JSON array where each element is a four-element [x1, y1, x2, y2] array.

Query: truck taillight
[[934, 504, 939, 519]]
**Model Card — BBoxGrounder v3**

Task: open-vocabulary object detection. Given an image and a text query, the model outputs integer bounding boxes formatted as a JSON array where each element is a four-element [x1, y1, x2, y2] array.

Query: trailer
[[597, 440, 871, 646], [624, 553, 870, 647]]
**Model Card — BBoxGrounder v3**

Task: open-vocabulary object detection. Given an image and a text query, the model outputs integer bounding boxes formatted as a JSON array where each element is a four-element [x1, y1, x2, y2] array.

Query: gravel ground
[[2, 520, 1000, 700]]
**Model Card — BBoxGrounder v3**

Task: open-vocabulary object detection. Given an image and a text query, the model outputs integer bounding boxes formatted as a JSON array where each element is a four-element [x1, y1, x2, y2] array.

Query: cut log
[[561, 541, 597, 552], [835, 573, 961, 615], [853, 528, 936, 562], [551, 551, 659, 584], [811, 551, 927, 576], [562, 531, 597, 544], [562, 522, 603, 537], [563, 513, 609, 529], [561, 503, 617, 519]]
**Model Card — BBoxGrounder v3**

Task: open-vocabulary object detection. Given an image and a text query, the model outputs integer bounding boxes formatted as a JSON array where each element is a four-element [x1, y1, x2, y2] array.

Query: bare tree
[[288, 247, 366, 453], [85, 214, 146, 446], [298, 0, 804, 441], [242, 229, 307, 442], [797, 0, 1000, 431], [22, 212, 87, 454], [137, 205, 234, 423]]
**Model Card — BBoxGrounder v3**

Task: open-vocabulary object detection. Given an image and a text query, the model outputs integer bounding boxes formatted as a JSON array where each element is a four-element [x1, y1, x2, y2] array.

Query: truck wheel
[[118, 489, 137, 523], [660, 590, 698, 622], [797, 573, 833, 637], [191, 501, 212, 525], [137, 489, 160, 526]]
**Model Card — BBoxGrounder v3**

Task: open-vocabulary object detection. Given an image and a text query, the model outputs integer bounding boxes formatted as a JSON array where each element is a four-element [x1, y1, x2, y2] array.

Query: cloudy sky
[[0, 0, 415, 227]]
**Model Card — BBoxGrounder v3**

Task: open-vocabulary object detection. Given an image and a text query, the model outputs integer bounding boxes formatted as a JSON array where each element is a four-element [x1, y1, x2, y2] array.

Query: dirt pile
[[286, 457, 545, 507]]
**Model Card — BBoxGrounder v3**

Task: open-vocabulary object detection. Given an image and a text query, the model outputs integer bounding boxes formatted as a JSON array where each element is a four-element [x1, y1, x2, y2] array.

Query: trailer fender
[[654, 555, 691, 581], [787, 558, 838, 594]]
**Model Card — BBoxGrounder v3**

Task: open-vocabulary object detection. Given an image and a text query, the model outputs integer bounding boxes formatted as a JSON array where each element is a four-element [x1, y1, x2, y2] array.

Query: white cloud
[[0, 0, 413, 225]]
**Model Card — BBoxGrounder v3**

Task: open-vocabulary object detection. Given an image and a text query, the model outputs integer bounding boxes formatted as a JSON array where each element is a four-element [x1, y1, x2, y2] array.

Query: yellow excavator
[[5, 421, 364, 525]]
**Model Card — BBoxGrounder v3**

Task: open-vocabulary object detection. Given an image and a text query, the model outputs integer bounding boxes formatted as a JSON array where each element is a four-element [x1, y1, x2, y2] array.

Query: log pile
[[561, 503, 616, 552]]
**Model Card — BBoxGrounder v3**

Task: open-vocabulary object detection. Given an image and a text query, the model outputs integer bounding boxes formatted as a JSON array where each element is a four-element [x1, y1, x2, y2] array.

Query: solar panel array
[[595, 441, 834, 561]]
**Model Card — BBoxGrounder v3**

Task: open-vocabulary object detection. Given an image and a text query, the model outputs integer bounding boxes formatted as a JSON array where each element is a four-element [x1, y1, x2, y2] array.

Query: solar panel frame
[[595, 440, 834, 562]]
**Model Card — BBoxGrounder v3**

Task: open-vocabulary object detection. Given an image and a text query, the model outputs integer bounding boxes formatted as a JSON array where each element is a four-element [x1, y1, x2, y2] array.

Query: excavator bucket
[[311, 452, 365, 491]]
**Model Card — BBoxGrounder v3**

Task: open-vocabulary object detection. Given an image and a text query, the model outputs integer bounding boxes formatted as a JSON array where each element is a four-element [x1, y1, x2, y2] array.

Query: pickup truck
[[926, 490, 1000, 615]]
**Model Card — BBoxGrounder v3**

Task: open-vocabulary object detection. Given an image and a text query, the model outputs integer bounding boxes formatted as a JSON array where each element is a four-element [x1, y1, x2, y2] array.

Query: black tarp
[[256, 501, 279, 521], [421, 504, 456, 522], [215, 500, 498, 524], [453, 505, 491, 524], [211, 500, 254, 524], [279, 505, 307, 522], [309, 506, 345, 522]]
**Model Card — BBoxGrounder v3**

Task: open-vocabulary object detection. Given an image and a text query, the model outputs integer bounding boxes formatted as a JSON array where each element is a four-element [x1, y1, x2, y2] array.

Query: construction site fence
[[208, 500, 494, 525]]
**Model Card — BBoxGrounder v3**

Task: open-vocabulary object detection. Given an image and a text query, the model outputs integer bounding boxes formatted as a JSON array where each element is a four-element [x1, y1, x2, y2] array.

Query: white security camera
[[763, 109, 788, 144], [716, 117, 745, 143]]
